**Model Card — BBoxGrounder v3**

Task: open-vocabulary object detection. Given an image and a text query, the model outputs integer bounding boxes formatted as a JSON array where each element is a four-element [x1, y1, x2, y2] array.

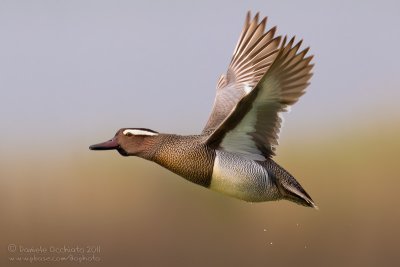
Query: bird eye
[[125, 132, 133, 137]]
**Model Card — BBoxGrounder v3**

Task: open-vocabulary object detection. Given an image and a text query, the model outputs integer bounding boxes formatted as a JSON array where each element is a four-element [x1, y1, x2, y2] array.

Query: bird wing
[[202, 12, 281, 134], [205, 37, 314, 160]]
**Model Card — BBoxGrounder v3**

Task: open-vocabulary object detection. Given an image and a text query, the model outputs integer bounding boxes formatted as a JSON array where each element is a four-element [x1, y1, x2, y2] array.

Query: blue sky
[[0, 0, 399, 154]]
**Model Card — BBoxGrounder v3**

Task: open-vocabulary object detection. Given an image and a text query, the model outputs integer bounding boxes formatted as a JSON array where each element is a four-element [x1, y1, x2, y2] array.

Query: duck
[[89, 12, 316, 208]]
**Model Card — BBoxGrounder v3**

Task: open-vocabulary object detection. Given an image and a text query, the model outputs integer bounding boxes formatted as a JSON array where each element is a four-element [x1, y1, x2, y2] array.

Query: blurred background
[[1, 0, 399, 266]]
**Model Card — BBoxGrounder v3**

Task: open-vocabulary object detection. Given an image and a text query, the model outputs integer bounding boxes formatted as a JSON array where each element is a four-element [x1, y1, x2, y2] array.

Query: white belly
[[210, 150, 278, 202]]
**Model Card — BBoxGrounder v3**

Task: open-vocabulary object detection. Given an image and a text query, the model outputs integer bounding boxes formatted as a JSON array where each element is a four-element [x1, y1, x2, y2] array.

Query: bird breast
[[210, 150, 279, 202]]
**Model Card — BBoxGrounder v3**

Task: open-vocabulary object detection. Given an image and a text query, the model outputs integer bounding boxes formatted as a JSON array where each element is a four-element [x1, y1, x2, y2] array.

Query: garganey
[[90, 12, 316, 208]]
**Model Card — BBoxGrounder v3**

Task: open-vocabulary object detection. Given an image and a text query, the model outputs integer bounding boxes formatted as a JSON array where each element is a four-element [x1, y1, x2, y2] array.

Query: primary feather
[[205, 27, 314, 159], [203, 12, 281, 134]]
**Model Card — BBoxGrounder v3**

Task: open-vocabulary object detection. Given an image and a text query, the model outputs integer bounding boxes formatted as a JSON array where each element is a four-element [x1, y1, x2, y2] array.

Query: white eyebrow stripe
[[123, 129, 158, 136]]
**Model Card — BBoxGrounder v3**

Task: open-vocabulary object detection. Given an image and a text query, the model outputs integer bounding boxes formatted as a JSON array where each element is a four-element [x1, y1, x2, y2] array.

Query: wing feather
[[202, 12, 281, 134], [206, 37, 314, 159]]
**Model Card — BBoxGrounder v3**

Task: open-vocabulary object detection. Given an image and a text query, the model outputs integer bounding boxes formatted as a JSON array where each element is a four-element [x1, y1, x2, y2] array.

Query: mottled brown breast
[[151, 135, 215, 187]]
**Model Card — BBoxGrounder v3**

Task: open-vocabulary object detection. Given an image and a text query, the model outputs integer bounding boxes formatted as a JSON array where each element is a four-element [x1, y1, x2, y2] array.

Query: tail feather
[[280, 176, 317, 209], [268, 160, 317, 209]]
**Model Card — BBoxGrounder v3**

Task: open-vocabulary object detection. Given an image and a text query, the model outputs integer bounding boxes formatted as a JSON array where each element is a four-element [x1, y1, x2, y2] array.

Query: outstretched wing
[[202, 12, 281, 134], [206, 37, 314, 160]]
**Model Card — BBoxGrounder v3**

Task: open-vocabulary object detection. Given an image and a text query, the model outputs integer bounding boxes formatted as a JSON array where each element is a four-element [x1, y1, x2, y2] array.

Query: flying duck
[[90, 12, 316, 208]]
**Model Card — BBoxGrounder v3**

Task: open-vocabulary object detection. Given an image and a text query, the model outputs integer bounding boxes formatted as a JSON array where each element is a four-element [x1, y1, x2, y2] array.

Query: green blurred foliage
[[1, 126, 399, 266]]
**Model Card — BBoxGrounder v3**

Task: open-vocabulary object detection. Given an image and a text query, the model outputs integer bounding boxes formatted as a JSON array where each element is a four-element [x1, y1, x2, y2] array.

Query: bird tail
[[272, 163, 317, 209]]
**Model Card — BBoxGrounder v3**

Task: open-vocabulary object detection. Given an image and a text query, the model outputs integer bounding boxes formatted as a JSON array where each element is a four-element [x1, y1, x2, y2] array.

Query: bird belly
[[210, 150, 279, 202]]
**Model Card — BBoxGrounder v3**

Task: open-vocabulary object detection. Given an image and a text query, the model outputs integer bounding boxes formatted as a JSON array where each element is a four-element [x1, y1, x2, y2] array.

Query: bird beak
[[89, 138, 119, 150]]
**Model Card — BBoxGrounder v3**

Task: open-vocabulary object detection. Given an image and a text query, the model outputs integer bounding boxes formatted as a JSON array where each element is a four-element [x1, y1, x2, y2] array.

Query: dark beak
[[89, 138, 119, 150]]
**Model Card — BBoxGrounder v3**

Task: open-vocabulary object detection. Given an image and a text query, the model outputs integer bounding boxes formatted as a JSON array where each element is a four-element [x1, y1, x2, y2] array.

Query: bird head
[[89, 128, 159, 157]]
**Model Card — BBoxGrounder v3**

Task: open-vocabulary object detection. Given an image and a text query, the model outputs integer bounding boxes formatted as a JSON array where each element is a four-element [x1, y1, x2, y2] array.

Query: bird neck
[[149, 134, 215, 187]]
